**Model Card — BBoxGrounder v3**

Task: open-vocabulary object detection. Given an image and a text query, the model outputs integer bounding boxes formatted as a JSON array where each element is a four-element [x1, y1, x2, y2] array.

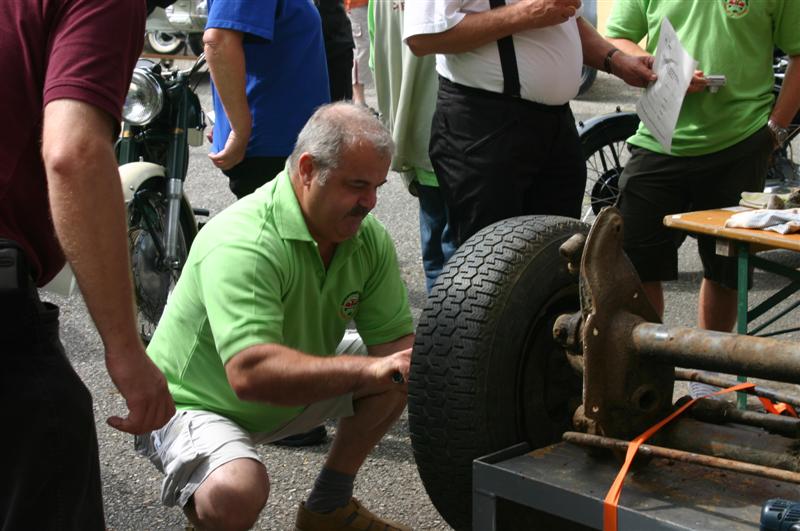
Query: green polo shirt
[[606, 0, 800, 156], [147, 170, 414, 433]]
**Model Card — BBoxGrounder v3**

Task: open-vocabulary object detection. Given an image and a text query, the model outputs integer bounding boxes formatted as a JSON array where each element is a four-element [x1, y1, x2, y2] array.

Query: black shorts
[[619, 126, 774, 289]]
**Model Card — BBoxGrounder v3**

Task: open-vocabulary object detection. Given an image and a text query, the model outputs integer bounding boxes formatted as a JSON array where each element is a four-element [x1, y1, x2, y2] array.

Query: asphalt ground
[[44, 67, 800, 530]]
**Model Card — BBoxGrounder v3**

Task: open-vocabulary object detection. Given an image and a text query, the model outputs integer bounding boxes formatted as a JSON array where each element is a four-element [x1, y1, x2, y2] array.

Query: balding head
[[288, 102, 394, 184]]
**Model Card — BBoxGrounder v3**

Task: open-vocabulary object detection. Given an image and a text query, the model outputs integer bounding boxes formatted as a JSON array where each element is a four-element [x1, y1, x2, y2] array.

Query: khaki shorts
[[136, 330, 368, 508], [135, 395, 354, 507]]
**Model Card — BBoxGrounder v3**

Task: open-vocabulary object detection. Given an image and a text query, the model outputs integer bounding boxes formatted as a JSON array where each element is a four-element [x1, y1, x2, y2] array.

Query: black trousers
[[0, 251, 104, 530], [327, 48, 354, 102], [429, 78, 586, 246]]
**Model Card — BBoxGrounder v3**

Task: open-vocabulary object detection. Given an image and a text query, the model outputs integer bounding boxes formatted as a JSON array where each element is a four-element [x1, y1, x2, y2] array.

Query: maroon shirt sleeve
[[44, 0, 146, 127]]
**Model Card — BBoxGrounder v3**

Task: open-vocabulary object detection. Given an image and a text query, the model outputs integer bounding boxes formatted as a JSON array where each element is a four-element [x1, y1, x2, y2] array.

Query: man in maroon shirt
[[0, 1, 175, 528]]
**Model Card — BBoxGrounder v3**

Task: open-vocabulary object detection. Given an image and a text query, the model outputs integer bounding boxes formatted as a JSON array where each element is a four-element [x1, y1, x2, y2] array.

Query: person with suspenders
[[403, 0, 655, 247]]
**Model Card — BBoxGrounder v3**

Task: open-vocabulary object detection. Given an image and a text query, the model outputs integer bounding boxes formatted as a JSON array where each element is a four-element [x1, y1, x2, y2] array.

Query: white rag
[[724, 208, 800, 234]]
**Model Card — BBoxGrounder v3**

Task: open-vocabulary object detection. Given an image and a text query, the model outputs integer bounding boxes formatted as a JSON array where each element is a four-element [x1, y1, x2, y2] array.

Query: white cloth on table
[[724, 208, 800, 234]]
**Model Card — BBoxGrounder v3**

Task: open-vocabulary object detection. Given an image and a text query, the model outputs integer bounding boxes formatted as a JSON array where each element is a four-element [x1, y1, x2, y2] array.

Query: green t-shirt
[[147, 170, 414, 432], [606, 0, 800, 156]]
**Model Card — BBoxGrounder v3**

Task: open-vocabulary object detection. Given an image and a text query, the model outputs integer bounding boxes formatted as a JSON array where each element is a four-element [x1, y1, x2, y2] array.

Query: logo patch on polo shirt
[[723, 0, 749, 18], [340, 291, 361, 320]]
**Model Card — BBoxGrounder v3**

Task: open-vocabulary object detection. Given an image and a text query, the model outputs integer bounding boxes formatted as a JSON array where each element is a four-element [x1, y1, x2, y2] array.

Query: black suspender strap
[[487, 0, 521, 97]]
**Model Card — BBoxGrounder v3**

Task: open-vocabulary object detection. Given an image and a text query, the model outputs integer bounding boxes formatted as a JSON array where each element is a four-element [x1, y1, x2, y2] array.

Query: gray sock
[[305, 467, 355, 514]]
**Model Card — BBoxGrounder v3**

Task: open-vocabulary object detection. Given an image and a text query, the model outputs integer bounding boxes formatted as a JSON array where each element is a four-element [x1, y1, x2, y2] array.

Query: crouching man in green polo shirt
[[135, 102, 415, 531]]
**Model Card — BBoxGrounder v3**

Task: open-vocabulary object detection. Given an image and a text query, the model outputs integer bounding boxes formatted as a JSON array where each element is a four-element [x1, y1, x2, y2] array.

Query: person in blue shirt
[[203, 0, 331, 200]]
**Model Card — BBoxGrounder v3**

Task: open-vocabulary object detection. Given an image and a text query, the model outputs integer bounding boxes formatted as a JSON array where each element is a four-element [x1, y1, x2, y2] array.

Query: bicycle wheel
[[579, 112, 639, 222], [765, 124, 800, 193]]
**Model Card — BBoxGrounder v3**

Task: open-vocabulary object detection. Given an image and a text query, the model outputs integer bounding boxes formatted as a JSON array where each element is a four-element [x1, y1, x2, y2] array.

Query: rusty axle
[[632, 323, 800, 384], [562, 431, 800, 484]]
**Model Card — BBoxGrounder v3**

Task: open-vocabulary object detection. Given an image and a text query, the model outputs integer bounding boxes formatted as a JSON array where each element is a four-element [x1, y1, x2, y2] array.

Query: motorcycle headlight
[[122, 69, 164, 126]]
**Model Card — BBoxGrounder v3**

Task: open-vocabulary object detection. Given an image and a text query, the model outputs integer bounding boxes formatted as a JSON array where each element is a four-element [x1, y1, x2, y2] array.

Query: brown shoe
[[295, 498, 412, 531]]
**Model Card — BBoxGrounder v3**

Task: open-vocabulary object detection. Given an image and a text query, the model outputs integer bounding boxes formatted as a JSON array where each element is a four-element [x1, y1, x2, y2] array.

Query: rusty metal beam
[[675, 368, 800, 409], [682, 397, 800, 438], [563, 431, 800, 484], [632, 323, 800, 384]]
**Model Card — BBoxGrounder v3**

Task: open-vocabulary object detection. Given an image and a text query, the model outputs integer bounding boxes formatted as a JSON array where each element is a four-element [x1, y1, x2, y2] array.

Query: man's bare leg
[[185, 458, 269, 531], [642, 280, 665, 319], [325, 388, 406, 475], [698, 278, 737, 332]]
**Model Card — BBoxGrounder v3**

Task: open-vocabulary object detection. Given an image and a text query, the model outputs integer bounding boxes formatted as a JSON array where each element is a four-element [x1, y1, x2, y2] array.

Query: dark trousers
[[327, 48, 354, 102], [429, 77, 586, 246], [223, 156, 287, 199], [0, 252, 104, 530]]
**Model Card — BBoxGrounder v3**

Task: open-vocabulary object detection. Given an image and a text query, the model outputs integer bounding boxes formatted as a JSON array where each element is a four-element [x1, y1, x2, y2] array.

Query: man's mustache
[[347, 205, 370, 217]]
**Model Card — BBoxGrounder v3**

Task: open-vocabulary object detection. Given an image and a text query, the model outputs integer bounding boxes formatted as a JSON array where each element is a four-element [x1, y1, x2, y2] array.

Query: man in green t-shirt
[[136, 103, 415, 531], [606, 0, 800, 337]]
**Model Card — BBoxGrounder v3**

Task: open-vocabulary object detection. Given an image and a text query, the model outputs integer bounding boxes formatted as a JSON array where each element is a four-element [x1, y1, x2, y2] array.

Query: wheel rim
[[517, 285, 582, 448], [147, 31, 183, 54], [583, 137, 629, 222]]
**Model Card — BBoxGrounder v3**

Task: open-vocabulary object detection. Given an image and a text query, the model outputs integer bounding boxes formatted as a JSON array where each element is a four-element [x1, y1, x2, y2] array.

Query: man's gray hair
[[288, 102, 394, 184]]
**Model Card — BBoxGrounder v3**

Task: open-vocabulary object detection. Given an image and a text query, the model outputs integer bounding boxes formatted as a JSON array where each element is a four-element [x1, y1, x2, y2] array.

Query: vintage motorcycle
[[116, 55, 207, 342], [578, 52, 799, 222], [145, 0, 207, 55]]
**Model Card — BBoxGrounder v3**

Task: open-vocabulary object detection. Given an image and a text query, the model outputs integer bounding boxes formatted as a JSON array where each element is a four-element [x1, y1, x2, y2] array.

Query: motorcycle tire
[[187, 33, 205, 57], [146, 31, 184, 55], [409, 215, 587, 531], [580, 113, 639, 222], [128, 179, 197, 343]]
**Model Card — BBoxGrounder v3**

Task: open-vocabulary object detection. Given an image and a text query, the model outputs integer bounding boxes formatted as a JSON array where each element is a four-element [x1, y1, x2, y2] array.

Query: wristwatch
[[767, 119, 789, 146]]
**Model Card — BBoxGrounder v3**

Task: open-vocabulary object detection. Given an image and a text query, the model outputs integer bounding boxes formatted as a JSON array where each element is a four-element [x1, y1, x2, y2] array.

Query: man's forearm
[[42, 100, 142, 354], [407, 0, 576, 56], [226, 344, 377, 406], [771, 55, 800, 128], [204, 28, 251, 136], [606, 36, 649, 58], [367, 333, 414, 358], [577, 17, 619, 71]]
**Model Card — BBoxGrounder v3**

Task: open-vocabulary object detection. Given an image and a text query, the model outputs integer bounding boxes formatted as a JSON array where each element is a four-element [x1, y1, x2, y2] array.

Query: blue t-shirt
[[207, 0, 330, 158]]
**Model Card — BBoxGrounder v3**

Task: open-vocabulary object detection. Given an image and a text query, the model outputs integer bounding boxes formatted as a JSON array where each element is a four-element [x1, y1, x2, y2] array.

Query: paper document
[[635, 17, 697, 153]]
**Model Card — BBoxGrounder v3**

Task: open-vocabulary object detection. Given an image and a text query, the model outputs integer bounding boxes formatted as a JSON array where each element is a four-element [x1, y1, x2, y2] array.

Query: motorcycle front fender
[[119, 161, 166, 203], [577, 110, 639, 140], [119, 161, 199, 246]]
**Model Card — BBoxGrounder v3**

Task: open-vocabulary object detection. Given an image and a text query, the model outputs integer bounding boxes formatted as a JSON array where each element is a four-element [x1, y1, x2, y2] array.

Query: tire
[[579, 113, 639, 223], [128, 179, 196, 343], [187, 33, 204, 56], [409, 216, 588, 531], [578, 66, 597, 96], [146, 31, 184, 55]]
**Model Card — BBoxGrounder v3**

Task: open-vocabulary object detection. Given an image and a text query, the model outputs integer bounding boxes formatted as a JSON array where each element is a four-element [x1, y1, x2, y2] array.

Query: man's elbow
[[42, 133, 110, 182], [405, 35, 431, 57], [226, 361, 264, 402], [203, 28, 241, 53]]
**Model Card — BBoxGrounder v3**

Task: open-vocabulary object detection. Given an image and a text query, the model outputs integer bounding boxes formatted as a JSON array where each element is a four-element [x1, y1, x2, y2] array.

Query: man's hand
[[609, 53, 656, 88], [518, 0, 581, 28], [687, 70, 708, 94], [105, 346, 175, 434], [355, 347, 412, 398], [209, 128, 249, 170]]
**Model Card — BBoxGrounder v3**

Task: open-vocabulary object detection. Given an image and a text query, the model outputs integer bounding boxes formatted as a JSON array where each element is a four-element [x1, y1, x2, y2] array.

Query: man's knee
[[191, 459, 269, 531]]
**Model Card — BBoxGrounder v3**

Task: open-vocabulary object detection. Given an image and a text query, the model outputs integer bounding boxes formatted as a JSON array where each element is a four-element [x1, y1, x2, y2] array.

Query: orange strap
[[602, 382, 756, 531], [758, 397, 798, 417]]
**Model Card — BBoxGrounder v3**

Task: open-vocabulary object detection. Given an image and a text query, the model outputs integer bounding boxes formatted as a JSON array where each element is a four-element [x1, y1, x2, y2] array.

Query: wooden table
[[665, 207, 800, 407]]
